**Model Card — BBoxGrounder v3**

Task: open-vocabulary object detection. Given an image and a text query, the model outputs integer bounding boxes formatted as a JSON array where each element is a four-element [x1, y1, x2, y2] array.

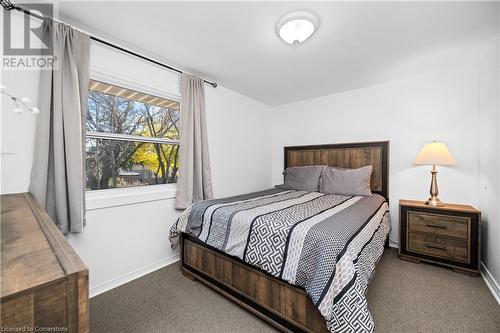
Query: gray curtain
[[30, 20, 90, 234], [175, 73, 213, 209]]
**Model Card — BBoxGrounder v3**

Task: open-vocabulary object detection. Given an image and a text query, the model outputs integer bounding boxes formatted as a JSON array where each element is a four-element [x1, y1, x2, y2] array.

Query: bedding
[[169, 188, 390, 333], [321, 165, 373, 196], [283, 165, 325, 191]]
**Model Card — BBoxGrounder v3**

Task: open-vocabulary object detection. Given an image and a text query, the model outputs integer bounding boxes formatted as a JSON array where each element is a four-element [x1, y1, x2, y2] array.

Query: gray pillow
[[321, 166, 373, 196], [283, 165, 325, 192]]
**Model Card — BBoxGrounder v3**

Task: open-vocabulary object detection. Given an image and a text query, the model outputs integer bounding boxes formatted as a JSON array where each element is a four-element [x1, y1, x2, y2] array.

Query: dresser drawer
[[407, 232, 469, 263], [408, 211, 469, 239]]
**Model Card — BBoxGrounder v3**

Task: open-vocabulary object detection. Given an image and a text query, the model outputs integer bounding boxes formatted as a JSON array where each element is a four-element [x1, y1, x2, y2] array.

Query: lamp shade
[[414, 141, 456, 166]]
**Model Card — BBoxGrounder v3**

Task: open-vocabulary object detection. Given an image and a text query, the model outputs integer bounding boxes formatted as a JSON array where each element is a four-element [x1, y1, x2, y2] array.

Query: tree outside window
[[86, 80, 180, 190]]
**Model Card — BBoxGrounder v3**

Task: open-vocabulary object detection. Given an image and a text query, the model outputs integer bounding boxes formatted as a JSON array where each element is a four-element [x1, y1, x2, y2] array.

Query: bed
[[170, 141, 390, 333]]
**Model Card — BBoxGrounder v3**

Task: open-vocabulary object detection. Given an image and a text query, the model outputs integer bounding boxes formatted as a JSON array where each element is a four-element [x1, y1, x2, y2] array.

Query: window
[[86, 80, 180, 190]]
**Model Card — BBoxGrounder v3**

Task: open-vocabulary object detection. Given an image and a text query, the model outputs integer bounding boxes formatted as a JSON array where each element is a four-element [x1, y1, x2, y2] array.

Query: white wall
[[0, 70, 38, 193], [1, 12, 39, 194], [206, 85, 272, 198], [478, 31, 500, 297], [269, 68, 480, 247]]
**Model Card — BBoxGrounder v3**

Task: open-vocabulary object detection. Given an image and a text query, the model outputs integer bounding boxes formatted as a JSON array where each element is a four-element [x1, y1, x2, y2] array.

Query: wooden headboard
[[284, 141, 389, 200]]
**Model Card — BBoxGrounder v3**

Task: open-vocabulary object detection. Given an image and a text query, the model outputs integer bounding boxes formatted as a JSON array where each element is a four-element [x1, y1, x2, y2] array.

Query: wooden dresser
[[399, 199, 481, 275], [1, 193, 89, 332]]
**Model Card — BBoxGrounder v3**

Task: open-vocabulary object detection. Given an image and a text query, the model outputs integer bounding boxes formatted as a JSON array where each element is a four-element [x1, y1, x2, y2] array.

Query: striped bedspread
[[169, 188, 391, 332]]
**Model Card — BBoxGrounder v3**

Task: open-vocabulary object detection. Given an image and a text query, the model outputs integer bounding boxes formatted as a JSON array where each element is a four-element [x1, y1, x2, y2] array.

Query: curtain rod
[[1, 0, 218, 88]]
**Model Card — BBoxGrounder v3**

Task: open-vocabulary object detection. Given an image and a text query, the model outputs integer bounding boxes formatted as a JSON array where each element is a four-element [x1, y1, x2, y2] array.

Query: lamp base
[[425, 196, 444, 207], [426, 167, 444, 207]]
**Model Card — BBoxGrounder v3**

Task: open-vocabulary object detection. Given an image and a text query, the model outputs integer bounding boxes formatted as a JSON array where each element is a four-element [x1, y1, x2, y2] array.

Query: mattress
[[170, 188, 391, 333]]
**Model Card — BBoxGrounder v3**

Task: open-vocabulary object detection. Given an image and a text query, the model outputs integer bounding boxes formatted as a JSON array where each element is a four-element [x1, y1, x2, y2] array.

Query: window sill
[[86, 184, 177, 211]]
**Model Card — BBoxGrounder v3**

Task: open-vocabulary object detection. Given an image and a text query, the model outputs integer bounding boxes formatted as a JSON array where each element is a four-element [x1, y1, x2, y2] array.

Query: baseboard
[[481, 262, 500, 305], [89, 253, 180, 298], [388, 238, 399, 248]]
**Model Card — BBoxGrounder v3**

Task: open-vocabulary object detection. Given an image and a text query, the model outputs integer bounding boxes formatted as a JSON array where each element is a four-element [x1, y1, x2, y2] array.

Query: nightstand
[[399, 199, 481, 275]]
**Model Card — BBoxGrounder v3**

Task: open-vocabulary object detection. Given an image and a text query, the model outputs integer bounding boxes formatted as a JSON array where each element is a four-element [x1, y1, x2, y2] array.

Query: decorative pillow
[[283, 165, 325, 192], [321, 165, 373, 196]]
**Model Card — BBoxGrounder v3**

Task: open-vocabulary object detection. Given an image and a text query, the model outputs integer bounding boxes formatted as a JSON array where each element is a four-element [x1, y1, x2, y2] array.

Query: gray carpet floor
[[90, 249, 500, 332]]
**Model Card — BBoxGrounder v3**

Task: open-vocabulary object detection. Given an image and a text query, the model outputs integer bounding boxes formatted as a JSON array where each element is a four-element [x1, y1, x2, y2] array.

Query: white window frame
[[86, 68, 181, 210]]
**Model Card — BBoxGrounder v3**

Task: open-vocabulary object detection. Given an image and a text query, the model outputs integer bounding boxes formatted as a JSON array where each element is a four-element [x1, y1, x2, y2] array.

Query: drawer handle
[[426, 243, 447, 250], [426, 222, 447, 229]]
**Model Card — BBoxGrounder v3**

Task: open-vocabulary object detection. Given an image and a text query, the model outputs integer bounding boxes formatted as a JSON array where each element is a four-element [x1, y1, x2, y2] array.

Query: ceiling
[[58, 1, 499, 106]]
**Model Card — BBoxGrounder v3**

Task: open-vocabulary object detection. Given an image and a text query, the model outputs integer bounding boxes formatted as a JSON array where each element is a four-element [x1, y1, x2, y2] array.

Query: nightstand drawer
[[408, 211, 469, 239], [407, 232, 468, 263]]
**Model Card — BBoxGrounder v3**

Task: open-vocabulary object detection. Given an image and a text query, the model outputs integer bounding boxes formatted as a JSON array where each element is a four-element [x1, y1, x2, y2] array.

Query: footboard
[[181, 234, 329, 333]]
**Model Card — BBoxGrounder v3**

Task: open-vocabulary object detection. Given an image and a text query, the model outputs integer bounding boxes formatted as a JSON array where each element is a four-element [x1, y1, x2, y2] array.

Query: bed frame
[[181, 141, 390, 333]]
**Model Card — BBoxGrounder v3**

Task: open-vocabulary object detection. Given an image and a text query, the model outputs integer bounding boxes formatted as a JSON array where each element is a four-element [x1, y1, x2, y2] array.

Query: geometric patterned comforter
[[169, 188, 391, 333]]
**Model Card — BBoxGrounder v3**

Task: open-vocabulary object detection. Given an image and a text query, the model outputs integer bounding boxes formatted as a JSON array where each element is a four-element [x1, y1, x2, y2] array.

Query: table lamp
[[414, 141, 456, 206]]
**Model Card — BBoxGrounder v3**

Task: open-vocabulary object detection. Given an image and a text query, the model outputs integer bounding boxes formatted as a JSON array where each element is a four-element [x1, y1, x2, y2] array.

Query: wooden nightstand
[[399, 199, 481, 275]]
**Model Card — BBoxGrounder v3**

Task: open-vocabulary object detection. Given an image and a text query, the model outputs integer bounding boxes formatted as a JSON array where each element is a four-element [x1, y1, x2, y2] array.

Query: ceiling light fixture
[[277, 11, 318, 45]]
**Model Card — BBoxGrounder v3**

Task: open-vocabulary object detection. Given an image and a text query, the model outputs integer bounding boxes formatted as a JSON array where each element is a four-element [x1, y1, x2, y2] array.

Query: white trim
[[86, 131, 179, 145], [388, 239, 399, 248], [85, 67, 181, 209], [86, 184, 177, 210], [89, 253, 180, 298], [481, 262, 500, 305], [89, 66, 181, 102]]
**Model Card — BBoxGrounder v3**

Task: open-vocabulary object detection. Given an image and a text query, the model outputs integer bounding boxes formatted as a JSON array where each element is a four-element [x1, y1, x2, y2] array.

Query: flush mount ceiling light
[[277, 11, 318, 45]]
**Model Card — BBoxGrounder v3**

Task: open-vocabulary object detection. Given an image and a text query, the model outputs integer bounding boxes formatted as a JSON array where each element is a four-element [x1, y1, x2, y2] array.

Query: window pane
[[87, 80, 179, 140], [85, 138, 179, 190]]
